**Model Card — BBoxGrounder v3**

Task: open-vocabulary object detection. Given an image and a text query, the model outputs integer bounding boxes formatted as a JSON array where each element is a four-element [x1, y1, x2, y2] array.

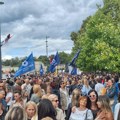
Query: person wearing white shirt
[[114, 103, 120, 120], [95, 78, 104, 96], [5, 86, 13, 110], [69, 96, 93, 120]]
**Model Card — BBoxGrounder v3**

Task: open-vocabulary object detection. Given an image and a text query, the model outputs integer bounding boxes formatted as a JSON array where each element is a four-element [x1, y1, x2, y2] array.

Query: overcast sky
[[0, 0, 103, 59]]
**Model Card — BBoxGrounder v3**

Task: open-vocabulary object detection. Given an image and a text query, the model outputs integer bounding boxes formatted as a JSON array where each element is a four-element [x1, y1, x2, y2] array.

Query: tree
[[38, 56, 49, 66], [71, 0, 120, 72], [59, 51, 71, 64]]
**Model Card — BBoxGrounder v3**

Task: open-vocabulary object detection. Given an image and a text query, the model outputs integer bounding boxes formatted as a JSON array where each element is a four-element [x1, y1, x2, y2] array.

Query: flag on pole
[[71, 67, 77, 75], [14, 53, 35, 77], [49, 51, 60, 73], [40, 64, 44, 76], [1, 34, 12, 46], [69, 49, 80, 67]]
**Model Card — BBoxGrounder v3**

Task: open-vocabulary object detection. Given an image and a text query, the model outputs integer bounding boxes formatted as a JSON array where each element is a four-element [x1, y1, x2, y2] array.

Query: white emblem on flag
[[22, 61, 28, 66]]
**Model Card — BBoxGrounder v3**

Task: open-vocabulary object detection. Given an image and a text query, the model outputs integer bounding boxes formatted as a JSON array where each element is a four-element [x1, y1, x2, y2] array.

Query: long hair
[[87, 89, 98, 109], [5, 106, 27, 120], [83, 79, 89, 88], [33, 84, 42, 98], [71, 88, 81, 107], [25, 101, 38, 120], [38, 99, 57, 120], [98, 95, 111, 112]]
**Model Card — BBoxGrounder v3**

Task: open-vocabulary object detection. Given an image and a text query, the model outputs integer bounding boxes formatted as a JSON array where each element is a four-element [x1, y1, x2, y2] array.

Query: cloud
[[1, 0, 103, 59]]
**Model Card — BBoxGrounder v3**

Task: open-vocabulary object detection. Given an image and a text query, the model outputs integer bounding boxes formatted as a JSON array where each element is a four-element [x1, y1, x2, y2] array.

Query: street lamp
[[0, 1, 4, 80]]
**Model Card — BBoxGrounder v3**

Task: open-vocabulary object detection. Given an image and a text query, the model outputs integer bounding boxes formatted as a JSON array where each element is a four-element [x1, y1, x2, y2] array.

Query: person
[[59, 81, 69, 115], [69, 80, 77, 95], [30, 84, 42, 104], [81, 78, 92, 96], [13, 78, 21, 92], [0, 89, 7, 112], [5, 106, 27, 120], [69, 96, 93, 120], [95, 77, 104, 96], [87, 89, 99, 119], [22, 90, 30, 104], [76, 80, 83, 90], [0, 81, 5, 91], [21, 79, 32, 96], [41, 117, 53, 120], [5, 85, 13, 110], [48, 94, 65, 120], [107, 79, 117, 112], [114, 93, 120, 120], [42, 85, 53, 99], [38, 99, 57, 120], [11, 90, 25, 108], [89, 75, 97, 89], [25, 101, 38, 120], [95, 95, 114, 120], [66, 88, 81, 120], [0, 103, 6, 120]]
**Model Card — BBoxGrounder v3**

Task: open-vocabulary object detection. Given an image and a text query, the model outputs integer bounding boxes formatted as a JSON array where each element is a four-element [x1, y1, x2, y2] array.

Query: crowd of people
[[0, 72, 120, 120]]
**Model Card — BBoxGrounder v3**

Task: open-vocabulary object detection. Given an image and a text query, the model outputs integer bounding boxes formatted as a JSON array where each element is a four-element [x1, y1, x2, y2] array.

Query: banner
[[71, 67, 77, 75], [40, 64, 44, 76], [14, 53, 35, 77], [69, 49, 80, 67], [49, 51, 60, 73]]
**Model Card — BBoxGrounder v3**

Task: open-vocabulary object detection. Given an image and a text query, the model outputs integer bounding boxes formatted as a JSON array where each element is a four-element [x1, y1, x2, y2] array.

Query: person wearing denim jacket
[[107, 79, 117, 112]]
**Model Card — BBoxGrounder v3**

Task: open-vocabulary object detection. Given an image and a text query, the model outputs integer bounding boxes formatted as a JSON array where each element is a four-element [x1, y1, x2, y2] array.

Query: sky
[[0, 0, 103, 60]]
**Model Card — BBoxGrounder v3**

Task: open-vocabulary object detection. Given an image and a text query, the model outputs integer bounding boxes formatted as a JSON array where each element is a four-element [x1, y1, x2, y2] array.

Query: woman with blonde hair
[[30, 84, 42, 104], [81, 78, 92, 96], [42, 85, 52, 99], [5, 106, 27, 120], [25, 101, 38, 120], [66, 88, 82, 120], [48, 94, 65, 120], [95, 95, 114, 120]]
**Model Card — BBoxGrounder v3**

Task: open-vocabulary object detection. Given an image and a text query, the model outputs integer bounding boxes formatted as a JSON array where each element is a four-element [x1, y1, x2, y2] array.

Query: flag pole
[[0, 1, 4, 80]]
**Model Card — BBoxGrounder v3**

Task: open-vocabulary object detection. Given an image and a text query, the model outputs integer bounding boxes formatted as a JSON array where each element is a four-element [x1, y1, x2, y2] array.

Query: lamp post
[[0, 1, 4, 80]]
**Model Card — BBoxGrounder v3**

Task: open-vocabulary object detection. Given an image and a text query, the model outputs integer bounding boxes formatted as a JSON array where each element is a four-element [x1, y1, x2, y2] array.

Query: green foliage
[[59, 51, 71, 64], [71, 0, 120, 72], [2, 52, 70, 67], [38, 56, 49, 66], [2, 57, 23, 67]]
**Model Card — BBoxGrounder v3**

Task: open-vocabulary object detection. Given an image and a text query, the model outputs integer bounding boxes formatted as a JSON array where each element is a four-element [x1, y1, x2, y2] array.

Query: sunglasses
[[52, 100, 59, 103], [89, 95, 96, 98]]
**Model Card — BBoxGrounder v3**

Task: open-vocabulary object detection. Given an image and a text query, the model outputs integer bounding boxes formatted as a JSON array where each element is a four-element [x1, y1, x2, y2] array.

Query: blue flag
[[49, 52, 60, 73], [40, 64, 44, 76], [69, 49, 80, 67], [71, 67, 77, 75], [14, 53, 35, 77]]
